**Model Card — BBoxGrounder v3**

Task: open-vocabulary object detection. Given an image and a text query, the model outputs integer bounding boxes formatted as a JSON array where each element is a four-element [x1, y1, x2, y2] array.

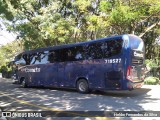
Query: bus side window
[[39, 51, 49, 64], [22, 54, 29, 65], [75, 47, 84, 60], [103, 39, 123, 58], [30, 52, 41, 64], [30, 53, 37, 64], [49, 46, 86, 62], [15, 54, 26, 66], [48, 51, 56, 63], [27, 52, 48, 64], [68, 46, 86, 61], [66, 49, 73, 61], [84, 42, 103, 60], [58, 49, 67, 62]]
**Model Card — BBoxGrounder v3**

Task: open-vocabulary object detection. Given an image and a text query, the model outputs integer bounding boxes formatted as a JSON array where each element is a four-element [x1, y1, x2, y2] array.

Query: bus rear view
[[123, 35, 145, 90]]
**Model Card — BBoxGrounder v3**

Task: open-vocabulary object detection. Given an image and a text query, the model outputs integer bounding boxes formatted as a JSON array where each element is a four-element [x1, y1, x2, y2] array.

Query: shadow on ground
[[0, 78, 158, 120]]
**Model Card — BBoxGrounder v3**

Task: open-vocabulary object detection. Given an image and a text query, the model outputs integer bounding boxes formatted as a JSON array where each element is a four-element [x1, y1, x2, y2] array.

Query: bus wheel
[[21, 79, 27, 88], [77, 79, 89, 93]]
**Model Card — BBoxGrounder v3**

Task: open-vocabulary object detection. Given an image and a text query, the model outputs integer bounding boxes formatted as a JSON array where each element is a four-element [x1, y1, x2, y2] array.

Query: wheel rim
[[79, 82, 87, 92]]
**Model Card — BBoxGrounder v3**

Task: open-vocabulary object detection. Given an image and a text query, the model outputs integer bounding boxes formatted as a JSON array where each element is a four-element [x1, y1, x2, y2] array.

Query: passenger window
[[48, 50, 59, 63], [103, 39, 123, 58], [39, 51, 49, 64], [30, 52, 49, 64], [74, 46, 85, 60], [84, 42, 103, 60]]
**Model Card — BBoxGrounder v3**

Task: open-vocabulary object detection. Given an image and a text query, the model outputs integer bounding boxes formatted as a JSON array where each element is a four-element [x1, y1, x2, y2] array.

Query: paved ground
[[0, 78, 160, 120]]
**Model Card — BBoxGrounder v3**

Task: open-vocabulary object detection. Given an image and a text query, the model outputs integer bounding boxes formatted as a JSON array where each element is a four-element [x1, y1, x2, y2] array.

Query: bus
[[14, 34, 145, 93]]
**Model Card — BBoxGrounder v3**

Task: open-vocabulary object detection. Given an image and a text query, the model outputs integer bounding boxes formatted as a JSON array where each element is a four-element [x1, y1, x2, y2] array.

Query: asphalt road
[[0, 78, 160, 120]]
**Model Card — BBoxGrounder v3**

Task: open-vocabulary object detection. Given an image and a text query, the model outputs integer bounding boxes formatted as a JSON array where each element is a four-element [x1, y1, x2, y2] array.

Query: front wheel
[[76, 79, 89, 93]]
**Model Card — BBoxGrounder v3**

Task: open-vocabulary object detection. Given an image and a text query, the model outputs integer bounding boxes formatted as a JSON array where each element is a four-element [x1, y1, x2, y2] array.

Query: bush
[[144, 77, 160, 85], [145, 59, 159, 69], [0, 65, 12, 78], [145, 59, 160, 80]]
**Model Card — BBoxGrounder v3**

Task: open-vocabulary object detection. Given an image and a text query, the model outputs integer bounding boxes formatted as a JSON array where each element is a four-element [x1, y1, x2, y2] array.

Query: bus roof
[[19, 34, 135, 55]]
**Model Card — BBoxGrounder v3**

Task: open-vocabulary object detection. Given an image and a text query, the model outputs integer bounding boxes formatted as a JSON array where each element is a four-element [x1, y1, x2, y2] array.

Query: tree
[[0, 0, 159, 60], [0, 0, 13, 20], [0, 40, 23, 67]]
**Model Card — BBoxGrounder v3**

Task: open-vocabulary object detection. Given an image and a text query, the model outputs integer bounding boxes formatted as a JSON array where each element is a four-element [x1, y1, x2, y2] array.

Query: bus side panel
[[63, 60, 106, 89], [41, 63, 58, 87], [18, 67, 34, 86], [103, 59, 123, 90], [85, 60, 106, 89], [64, 57, 124, 90], [18, 65, 43, 86], [57, 62, 66, 87], [88, 58, 123, 90], [62, 61, 88, 88], [18, 63, 58, 87]]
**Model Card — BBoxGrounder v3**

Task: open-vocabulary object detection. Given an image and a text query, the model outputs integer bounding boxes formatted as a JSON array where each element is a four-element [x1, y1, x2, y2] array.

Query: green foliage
[[144, 77, 160, 85], [145, 59, 160, 70], [99, 0, 112, 12], [0, 0, 13, 20], [0, 0, 160, 60], [73, 0, 90, 13], [147, 0, 160, 14], [111, 6, 137, 23], [145, 59, 160, 81], [0, 41, 23, 68], [0, 65, 11, 73], [0, 41, 23, 78]]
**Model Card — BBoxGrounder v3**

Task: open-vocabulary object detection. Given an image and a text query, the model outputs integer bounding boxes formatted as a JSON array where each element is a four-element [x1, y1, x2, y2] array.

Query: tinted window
[[16, 39, 123, 64], [39, 51, 49, 64], [48, 46, 86, 63], [48, 51, 58, 63], [48, 39, 122, 62], [30, 51, 49, 64], [84, 42, 103, 59], [22, 54, 30, 65], [15, 54, 26, 66], [48, 49, 66, 62], [30, 53, 40, 64], [74, 46, 85, 60], [14, 54, 22, 61], [103, 39, 123, 58], [83, 39, 122, 59], [65, 46, 86, 61]]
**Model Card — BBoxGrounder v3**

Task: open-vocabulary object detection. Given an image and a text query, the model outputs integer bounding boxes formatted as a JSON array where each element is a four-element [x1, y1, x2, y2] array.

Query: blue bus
[[14, 34, 145, 93]]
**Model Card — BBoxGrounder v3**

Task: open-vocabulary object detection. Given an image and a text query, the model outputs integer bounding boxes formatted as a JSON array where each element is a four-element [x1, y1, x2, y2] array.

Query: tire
[[76, 79, 89, 93], [21, 79, 27, 88]]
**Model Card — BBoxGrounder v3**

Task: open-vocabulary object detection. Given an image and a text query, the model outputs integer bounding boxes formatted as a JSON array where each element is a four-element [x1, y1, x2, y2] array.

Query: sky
[[0, 30, 17, 45], [0, 19, 17, 45]]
